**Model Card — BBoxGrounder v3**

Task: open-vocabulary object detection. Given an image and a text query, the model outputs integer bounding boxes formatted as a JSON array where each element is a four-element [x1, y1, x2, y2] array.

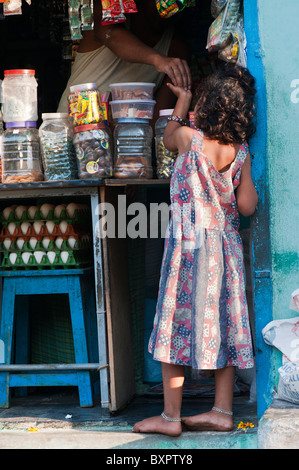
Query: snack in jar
[[113, 118, 153, 178], [110, 99, 156, 120], [39, 113, 78, 181], [68, 83, 104, 126], [73, 122, 113, 178], [1, 121, 43, 184], [109, 82, 155, 101], [155, 109, 178, 179]]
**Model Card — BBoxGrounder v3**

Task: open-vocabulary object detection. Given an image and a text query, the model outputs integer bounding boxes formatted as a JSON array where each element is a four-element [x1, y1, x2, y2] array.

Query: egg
[[42, 237, 51, 249], [21, 252, 31, 264], [21, 222, 31, 235], [40, 203, 55, 219], [29, 237, 38, 249], [16, 238, 25, 250], [15, 205, 28, 220], [33, 221, 44, 236], [3, 206, 15, 220], [66, 203, 80, 218], [46, 220, 55, 234], [3, 238, 12, 250], [9, 253, 17, 265], [59, 220, 68, 234], [28, 205, 40, 219], [33, 251, 44, 264], [67, 236, 77, 249], [55, 237, 64, 249], [54, 204, 66, 218], [47, 251, 56, 264], [60, 251, 69, 264], [8, 222, 16, 235]]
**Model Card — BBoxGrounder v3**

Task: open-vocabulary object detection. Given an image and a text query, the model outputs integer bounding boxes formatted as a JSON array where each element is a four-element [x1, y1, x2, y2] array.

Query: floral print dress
[[148, 129, 254, 370]]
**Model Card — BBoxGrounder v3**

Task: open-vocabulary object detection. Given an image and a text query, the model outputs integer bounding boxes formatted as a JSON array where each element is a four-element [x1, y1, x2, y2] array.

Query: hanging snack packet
[[122, 0, 138, 14], [155, 0, 195, 19], [211, 0, 228, 18], [101, 0, 126, 25], [206, 0, 241, 51], [68, 0, 82, 40], [81, 0, 94, 31]]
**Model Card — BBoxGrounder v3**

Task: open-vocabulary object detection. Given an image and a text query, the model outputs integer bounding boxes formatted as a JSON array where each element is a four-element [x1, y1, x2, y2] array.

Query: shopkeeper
[[57, 0, 192, 122]]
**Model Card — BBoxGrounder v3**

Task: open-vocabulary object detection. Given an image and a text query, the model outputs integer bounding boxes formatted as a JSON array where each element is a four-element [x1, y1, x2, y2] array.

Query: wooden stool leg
[[67, 276, 93, 407], [0, 279, 16, 408]]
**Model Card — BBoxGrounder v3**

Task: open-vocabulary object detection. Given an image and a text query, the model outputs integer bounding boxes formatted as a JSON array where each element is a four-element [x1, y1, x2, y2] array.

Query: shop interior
[[0, 0, 257, 427]]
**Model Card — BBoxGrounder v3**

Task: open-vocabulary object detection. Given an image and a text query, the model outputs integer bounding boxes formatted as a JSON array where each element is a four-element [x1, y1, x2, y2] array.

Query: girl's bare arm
[[236, 152, 258, 217]]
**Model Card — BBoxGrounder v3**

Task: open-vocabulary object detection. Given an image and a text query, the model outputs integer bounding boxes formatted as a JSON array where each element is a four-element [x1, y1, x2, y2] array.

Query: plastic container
[[73, 122, 113, 179], [109, 82, 155, 101], [2, 69, 38, 123], [155, 109, 178, 179], [110, 99, 156, 120], [1, 121, 43, 184], [39, 113, 77, 181], [68, 82, 103, 126], [0, 110, 3, 183], [114, 118, 153, 178]]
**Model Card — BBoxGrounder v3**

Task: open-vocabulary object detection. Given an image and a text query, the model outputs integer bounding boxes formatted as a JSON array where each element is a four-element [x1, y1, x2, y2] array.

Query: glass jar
[[2, 69, 38, 123], [114, 118, 153, 178], [68, 83, 103, 127], [39, 113, 77, 181], [155, 109, 178, 179], [1, 121, 43, 184], [73, 122, 113, 179]]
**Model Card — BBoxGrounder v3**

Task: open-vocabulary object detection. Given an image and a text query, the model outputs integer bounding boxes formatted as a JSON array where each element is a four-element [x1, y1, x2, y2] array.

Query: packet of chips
[[206, 0, 241, 51]]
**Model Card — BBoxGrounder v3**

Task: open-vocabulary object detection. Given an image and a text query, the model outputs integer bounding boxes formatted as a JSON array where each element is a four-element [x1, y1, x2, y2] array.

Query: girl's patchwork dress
[[149, 129, 254, 370]]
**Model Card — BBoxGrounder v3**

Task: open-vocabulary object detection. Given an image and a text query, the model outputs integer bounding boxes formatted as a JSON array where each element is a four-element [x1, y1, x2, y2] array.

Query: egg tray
[[0, 236, 91, 253], [0, 208, 91, 226], [0, 222, 86, 242], [0, 249, 92, 271]]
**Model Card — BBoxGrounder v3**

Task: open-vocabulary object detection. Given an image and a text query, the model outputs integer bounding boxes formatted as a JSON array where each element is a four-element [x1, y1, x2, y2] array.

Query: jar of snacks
[[39, 113, 77, 181], [2, 69, 38, 123], [113, 118, 153, 179], [2, 121, 43, 184], [68, 83, 103, 127], [155, 109, 178, 179], [73, 122, 113, 179]]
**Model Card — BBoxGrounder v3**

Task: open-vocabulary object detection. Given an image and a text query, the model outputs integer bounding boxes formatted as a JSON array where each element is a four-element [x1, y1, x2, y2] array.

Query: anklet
[[212, 407, 233, 416], [161, 411, 181, 422]]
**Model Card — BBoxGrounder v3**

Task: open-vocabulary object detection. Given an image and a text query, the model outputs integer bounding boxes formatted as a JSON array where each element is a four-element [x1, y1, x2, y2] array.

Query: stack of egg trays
[[0, 208, 92, 271]]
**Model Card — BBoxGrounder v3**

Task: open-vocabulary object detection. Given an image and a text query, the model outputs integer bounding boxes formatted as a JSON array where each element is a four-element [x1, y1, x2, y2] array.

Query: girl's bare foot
[[132, 415, 182, 437], [182, 409, 233, 432]]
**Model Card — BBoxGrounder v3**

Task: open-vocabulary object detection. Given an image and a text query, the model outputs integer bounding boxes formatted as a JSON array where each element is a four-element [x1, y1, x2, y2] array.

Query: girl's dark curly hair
[[194, 63, 256, 144]]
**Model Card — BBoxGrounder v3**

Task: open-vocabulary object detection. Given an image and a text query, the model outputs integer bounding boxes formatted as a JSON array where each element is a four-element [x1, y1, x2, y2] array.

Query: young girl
[[133, 64, 258, 437]]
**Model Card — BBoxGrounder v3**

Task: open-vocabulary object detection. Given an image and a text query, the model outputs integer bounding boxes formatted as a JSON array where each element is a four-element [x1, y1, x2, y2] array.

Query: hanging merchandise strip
[[155, 0, 195, 19], [101, 0, 138, 26], [68, 0, 94, 40]]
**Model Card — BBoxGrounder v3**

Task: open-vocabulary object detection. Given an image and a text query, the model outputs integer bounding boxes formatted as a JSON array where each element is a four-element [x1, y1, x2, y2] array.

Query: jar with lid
[[155, 109, 178, 179], [73, 122, 113, 179], [68, 83, 103, 127], [114, 118, 153, 178], [0, 110, 3, 183], [2, 69, 38, 123], [39, 113, 77, 181], [1, 121, 43, 184]]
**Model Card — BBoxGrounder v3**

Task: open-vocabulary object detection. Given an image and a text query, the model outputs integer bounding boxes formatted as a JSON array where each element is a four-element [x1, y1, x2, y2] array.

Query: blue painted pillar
[[244, 0, 299, 418], [243, 0, 273, 419]]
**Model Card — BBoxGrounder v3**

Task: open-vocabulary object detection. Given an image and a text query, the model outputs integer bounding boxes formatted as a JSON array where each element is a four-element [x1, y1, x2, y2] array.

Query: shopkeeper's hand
[[154, 55, 192, 91]]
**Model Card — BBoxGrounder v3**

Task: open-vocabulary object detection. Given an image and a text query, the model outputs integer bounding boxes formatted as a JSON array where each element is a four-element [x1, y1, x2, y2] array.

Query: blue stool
[[0, 268, 95, 408]]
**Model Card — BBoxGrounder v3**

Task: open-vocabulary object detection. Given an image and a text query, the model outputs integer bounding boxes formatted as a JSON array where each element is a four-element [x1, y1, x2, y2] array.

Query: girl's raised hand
[[166, 82, 192, 99]]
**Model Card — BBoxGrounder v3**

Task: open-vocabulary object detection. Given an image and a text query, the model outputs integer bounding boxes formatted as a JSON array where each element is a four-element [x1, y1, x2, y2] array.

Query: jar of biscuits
[[1, 121, 43, 184], [113, 118, 153, 178]]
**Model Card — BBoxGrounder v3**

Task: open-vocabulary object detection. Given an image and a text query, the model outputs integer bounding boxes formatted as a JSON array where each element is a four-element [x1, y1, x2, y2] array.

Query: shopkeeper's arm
[[78, 0, 191, 90]]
